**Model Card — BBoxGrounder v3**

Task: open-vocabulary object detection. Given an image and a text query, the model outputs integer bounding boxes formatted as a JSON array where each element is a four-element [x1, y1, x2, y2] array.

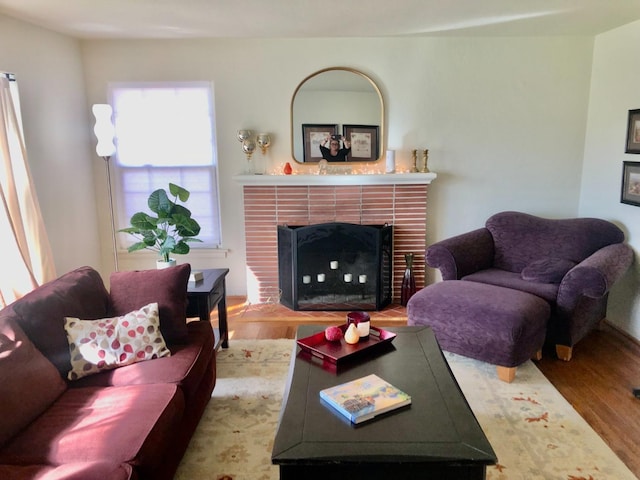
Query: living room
[[2, 0, 640, 338], [1, 1, 640, 478]]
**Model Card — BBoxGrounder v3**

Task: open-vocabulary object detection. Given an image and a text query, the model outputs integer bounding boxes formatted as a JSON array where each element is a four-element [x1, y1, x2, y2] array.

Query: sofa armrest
[[557, 243, 634, 309], [426, 228, 495, 280]]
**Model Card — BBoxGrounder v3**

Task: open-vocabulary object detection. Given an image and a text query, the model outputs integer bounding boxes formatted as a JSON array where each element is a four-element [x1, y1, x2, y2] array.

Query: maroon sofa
[[0, 264, 216, 480]]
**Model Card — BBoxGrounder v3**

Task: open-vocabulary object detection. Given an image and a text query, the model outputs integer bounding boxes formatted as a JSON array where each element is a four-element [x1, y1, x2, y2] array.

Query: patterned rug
[[174, 339, 636, 480]]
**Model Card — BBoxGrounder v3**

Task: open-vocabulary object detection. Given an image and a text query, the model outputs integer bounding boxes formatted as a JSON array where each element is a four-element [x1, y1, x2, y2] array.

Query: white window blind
[[110, 82, 221, 248]]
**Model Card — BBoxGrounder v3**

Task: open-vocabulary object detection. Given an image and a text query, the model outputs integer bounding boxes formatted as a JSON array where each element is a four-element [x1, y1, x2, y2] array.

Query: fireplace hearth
[[278, 223, 393, 311]]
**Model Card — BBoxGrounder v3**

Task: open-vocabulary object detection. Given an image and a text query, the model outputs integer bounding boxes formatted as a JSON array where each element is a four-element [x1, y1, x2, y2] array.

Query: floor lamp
[[92, 104, 118, 272]]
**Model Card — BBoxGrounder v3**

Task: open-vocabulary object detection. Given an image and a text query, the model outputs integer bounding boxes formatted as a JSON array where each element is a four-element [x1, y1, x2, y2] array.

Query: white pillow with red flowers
[[64, 302, 171, 381]]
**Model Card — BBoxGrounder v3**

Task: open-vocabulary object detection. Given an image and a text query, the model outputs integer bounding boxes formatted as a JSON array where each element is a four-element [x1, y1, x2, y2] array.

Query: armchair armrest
[[557, 243, 634, 309], [426, 228, 495, 280]]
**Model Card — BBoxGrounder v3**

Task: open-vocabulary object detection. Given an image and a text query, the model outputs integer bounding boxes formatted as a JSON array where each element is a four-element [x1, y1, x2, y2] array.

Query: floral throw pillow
[[64, 302, 171, 381]]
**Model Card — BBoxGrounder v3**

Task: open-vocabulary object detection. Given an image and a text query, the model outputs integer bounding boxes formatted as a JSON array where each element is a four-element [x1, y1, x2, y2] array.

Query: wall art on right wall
[[625, 109, 640, 153], [621, 161, 640, 206]]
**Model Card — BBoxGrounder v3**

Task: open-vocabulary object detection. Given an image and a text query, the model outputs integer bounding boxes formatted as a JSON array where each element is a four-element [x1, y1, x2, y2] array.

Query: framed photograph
[[621, 161, 640, 206], [625, 109, 640, 154], [343, 124, 379, 162], [302, 124, 338, 162]]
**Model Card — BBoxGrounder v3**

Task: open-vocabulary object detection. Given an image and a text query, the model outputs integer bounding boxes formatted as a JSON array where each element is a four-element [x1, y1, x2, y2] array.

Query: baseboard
[[603, 319, 640, 347]]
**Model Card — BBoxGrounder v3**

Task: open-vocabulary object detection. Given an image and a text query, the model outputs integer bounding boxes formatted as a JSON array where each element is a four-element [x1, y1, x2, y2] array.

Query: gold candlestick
[[421, 149, 430, 173], [411, 149, 418, 172]]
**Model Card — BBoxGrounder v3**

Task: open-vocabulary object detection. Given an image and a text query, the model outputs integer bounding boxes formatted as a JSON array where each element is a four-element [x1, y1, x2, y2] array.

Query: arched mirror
[[291, 67, 384, 163]]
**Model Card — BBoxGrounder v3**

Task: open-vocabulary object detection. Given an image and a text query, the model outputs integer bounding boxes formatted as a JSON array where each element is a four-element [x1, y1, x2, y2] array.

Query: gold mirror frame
[[291, 67, 384, 164]]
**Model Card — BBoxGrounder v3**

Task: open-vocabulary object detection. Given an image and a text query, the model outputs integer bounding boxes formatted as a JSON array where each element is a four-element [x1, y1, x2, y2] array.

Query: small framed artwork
[[621, 161, 640, 206], [625, 109, 640, 154], [302, 124, 338, 162], [343, 124, 380, 162]]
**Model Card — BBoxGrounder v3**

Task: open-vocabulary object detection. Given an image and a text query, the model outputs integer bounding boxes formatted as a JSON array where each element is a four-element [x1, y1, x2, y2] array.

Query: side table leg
[[218, 280, 229, 348]]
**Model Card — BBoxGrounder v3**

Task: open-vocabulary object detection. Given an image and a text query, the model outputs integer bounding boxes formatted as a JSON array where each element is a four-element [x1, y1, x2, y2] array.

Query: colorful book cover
[[319, 374, 411, 424]]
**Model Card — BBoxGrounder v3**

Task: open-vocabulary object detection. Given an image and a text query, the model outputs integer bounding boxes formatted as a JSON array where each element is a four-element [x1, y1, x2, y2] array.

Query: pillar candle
[[385, 150, 396, 173]]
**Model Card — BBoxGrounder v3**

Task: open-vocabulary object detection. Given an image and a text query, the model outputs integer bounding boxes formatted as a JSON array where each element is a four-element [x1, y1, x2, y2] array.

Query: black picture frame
[[625, 109, 640, 154], [302, 124, 338, 162], [343, 124, 380, 162], [621, 161, 640, 207]]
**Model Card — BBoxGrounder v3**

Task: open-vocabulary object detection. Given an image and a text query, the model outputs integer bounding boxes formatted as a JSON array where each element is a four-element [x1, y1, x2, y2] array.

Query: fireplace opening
[[278, 222, 393, 311]]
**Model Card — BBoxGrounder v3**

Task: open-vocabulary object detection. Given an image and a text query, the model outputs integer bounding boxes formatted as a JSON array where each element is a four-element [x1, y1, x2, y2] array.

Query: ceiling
[[1, 0, 640, 39]]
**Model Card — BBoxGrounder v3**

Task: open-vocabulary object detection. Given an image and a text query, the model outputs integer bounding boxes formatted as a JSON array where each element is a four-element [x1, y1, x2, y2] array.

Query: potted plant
[[119, 183, 202, 268]]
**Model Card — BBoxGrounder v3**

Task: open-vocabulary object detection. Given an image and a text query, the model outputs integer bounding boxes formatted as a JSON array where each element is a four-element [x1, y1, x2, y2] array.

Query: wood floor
[[218, 297, 640, 477]]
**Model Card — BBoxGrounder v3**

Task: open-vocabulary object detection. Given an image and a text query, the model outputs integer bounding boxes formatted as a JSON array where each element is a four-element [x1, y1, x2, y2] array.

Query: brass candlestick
[[411, 149, 418, 172], [421, 149, 430, 173]]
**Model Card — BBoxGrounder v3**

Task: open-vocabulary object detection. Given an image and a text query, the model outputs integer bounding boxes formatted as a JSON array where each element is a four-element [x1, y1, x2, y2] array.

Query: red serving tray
[[296, 325, 396, 365]]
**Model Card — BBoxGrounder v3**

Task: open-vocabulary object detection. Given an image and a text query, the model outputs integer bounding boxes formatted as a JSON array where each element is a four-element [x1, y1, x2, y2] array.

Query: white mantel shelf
[[233, 172, 437, 186]]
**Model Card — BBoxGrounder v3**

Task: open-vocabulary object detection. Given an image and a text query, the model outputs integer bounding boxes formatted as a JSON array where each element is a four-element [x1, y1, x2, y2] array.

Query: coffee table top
[[272, 325, 496, 466]]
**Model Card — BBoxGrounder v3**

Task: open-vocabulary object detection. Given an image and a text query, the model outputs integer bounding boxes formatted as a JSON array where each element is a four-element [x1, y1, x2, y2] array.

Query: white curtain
[[0, 76, 56, 307]]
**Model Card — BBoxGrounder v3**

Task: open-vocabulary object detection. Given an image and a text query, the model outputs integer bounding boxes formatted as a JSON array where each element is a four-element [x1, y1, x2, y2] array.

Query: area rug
[[174, 339, 636, 480]]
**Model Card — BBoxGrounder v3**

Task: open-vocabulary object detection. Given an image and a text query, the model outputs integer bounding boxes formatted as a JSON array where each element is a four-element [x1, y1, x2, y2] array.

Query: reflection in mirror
[[291, 68, 384, 163]]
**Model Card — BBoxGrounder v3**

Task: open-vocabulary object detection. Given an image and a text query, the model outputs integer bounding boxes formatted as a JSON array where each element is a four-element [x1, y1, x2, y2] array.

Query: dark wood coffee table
[[272, 325, 496, 480]]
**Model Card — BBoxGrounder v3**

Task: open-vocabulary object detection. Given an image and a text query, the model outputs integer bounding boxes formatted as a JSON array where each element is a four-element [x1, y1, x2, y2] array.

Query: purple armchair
[[424, 211, 634, 361]]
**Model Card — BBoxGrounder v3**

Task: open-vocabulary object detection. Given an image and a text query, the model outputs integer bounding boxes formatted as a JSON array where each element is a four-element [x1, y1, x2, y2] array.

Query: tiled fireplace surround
[[236, 174, 435, 306]]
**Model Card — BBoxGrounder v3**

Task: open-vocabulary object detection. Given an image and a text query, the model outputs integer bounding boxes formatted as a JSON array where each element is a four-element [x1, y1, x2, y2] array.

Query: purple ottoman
[[407, 280, 550, 382]]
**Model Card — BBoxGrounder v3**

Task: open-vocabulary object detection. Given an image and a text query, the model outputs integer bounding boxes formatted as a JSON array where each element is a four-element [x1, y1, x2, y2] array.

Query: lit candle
[[330, 261, 339, 270], [317, 273, 326, 282], [359, 274, 367, 283], [344, 273, 353, 282], [302, 275, 311, 284]]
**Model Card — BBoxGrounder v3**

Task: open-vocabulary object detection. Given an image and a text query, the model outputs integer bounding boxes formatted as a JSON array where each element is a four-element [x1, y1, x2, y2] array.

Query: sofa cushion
[[521, 258, 576, 284], [109, 264, 191, 344], [68, 320, 215, 403], [0, 462, 133, 480], [0, 384, 184, 473], [10, 266, 111, 377], [0, 318, 67, 448], [462, 268, 559, 303], [486, 211, 625, 273], [64, 303, 171, 381]]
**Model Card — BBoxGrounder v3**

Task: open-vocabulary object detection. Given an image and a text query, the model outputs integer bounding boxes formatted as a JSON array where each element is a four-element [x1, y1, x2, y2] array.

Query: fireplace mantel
[[233, 172, 437, 186]]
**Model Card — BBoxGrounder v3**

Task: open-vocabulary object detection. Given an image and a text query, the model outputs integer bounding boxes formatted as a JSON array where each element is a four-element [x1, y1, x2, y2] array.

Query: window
[[110, 82, 221, 248]]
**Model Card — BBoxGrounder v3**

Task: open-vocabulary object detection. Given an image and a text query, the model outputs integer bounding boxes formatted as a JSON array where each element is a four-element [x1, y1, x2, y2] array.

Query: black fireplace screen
[[278, 223, 393, 311]]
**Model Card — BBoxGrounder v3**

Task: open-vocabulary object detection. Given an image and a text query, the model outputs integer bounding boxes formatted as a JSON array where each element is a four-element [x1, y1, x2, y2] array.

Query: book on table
[[319, 374, 411, 424]]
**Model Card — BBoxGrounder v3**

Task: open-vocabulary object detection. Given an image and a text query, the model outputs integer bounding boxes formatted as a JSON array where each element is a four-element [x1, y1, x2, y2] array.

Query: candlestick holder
[[411, 149, 418, 172], [421, 149, 430, 173]]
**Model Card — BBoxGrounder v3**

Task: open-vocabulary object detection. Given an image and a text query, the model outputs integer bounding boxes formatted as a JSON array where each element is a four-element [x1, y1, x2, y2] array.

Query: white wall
[[80, 37, 594, 298], [581, 20, 640, 339], [0, 15, 101, 277]]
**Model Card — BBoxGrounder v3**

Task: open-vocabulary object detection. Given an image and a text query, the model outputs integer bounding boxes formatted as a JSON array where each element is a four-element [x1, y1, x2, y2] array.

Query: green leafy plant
[[119, 183, 202, 262]]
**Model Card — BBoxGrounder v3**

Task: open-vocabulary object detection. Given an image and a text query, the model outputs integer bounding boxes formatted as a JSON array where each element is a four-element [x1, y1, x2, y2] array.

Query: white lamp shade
[[92, 104, 116, 157]]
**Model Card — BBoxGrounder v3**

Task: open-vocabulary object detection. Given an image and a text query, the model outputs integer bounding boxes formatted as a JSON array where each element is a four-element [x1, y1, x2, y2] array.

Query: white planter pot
[[156, 259, 177, 269]]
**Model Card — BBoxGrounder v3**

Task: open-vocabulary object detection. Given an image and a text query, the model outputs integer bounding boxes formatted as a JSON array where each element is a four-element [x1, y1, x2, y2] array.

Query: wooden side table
[[186, 268, 230, 349]]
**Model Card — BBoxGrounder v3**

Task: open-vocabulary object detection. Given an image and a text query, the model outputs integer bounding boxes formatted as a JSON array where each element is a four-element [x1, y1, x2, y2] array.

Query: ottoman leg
[[497, 366, 516, 383]]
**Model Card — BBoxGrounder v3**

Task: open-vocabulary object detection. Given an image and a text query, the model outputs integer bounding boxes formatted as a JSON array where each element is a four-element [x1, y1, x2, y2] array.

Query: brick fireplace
[[235, 173, 436, 305]]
